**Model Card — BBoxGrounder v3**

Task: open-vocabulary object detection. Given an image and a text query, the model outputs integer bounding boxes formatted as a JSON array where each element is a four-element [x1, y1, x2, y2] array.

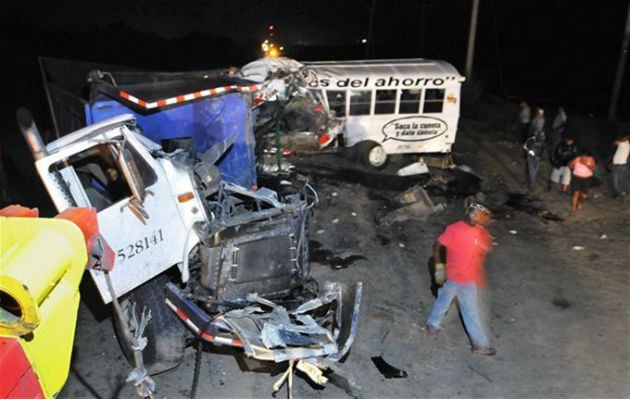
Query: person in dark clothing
[[523, 107, 546, 191], [515, 102, 531, 142], [549, 135, 580, 194], [550, 106, 567, 152]]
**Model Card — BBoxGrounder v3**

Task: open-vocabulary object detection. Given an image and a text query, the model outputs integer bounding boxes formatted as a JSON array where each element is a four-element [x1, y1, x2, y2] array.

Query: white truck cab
[[30, 114, 206, 302]]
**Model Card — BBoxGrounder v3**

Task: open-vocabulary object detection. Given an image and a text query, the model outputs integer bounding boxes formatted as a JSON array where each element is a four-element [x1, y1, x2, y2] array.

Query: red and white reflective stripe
[[201, 332, 243, 347], [165, 298, 200, 334], [165, 298, 243, 348], [119, 84, 263, 110]]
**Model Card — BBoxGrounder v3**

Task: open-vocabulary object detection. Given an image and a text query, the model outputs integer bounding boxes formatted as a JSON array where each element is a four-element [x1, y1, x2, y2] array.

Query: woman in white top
[[610, 134, 630, 198]]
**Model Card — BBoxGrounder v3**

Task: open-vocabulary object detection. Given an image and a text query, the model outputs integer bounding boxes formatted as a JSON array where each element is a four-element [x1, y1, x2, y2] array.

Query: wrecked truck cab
[[18, 109, 363, 390], [22, 113, 205, 302]]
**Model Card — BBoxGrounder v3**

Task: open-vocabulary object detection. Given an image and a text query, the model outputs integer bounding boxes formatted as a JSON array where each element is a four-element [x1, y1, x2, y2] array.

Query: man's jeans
[[526, 154, 541, 190], [610, 164, 627, 196], [426, 281, 490, 348]]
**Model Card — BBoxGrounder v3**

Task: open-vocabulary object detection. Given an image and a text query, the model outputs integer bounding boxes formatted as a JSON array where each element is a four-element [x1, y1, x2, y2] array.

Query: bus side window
[[423, 89, 445, 113], [374, 89, 396, 114], [349, 90, 371, 116], [399, 89, 421, 114], [326, 90, 346, 117]]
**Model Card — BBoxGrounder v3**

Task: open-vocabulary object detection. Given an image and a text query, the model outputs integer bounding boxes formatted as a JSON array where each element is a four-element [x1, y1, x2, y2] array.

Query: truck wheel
[[113, 273, 187, 375], [357, 141, 387, 169]]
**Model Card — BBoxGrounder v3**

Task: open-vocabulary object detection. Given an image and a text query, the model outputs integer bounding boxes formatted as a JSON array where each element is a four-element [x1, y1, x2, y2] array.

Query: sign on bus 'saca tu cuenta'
[[382, 116, 447, 142]]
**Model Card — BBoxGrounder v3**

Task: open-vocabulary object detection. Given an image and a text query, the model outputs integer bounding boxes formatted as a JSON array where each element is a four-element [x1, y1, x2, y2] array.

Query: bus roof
[[302, 58, 465, 85]]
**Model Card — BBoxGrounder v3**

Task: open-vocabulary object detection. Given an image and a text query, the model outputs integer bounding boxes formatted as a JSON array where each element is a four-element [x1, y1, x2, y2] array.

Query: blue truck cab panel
[[39, 57, 258, 189], [85, 93, 257, 189]]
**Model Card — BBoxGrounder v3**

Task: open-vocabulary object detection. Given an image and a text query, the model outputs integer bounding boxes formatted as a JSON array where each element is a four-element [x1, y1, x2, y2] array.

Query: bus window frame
[[374, 89, 397, 115], [398, 89, 422, 114], [325, 90, 347, 118], [321, 86, 447, 117], [348, 90, 372, 116], [422, 88, 445, 114]]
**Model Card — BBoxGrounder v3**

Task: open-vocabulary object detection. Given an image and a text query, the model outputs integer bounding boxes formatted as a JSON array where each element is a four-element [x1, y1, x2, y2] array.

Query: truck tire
[[356, 141, 387, 169], [113, 273, 187, 375]]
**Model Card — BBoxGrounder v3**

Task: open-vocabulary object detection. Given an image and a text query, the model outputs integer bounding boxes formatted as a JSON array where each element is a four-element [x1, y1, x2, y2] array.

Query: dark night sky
[[1, 0, 629, 124]]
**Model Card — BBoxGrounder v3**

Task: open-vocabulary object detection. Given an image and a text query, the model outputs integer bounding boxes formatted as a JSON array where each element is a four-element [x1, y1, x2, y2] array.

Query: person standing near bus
[[569, 150, 597, 213], [524, 107, 546, 191], [516, 102, 531, 141], [549, 135, 579, 194], [550, 106, 567, 152], [423, 201, 496, 356], [609, 134, 629, 198]]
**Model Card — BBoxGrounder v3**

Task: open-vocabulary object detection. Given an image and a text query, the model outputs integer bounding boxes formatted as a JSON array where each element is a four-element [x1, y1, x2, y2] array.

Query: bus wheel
[[358, 141, 387, 169]]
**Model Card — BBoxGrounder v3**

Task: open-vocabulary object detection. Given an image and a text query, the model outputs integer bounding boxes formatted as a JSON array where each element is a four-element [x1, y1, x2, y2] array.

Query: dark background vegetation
[[1, 0, 629, 207], [2, 0, 629, 123]]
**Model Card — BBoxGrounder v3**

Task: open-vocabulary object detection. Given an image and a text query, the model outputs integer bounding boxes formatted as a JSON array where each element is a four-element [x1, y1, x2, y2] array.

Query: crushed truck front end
[[23, 113, 206, 303], [18, 105, 363, 395]]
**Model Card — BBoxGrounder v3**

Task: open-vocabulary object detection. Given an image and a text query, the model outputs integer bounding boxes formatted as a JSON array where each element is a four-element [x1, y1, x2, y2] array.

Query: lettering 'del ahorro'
[[308, 76, 449, 88]]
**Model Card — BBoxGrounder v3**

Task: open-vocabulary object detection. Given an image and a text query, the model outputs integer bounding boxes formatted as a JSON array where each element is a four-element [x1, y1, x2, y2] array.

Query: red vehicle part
[[0, 338, 45, 398], [0, 205, 115, 398]]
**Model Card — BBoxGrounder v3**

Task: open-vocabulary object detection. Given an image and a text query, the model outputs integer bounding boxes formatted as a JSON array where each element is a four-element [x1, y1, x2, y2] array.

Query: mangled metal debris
[[165, 280, 363, 386], [19, 107, 364, 397], [238, 57, 343, 164], [396, 158, 430, 176], [371, 355, 408, 379], [310, 241, 367, 270], [378, 185, 446, 225]]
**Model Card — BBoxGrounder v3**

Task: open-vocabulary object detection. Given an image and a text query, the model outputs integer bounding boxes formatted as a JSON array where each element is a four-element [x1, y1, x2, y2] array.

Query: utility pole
[[608, 0, 630, 120], [365, 0, 376, 59], [420, 0, 426, 54], [465, 0, 480, 80]]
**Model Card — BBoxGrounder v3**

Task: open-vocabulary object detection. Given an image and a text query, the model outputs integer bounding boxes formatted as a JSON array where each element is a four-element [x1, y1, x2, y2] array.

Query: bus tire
[[113, 273, 187, 375], [357, 141, 387, 169]]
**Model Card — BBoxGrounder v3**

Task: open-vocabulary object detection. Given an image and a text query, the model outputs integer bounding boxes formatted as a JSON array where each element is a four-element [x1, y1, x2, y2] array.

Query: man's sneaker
[[421, 326, 439, 338], [471, 346, 496, 356]]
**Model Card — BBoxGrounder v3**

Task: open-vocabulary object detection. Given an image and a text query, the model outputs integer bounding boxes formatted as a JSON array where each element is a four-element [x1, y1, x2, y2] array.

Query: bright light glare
[[261, 39, 282, 57]]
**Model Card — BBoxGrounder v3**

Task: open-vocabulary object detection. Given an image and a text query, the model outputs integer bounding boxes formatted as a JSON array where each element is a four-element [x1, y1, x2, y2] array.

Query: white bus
[[303, 58, 465, 169]]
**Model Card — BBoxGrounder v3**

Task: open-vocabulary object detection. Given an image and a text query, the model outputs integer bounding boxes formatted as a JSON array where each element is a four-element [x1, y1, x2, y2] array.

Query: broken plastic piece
[[318, 133, 334, 148], [0, 205, 39, 217], [296, 359, 328, 385], [272, 359, 294, 395], [397, 160, 429, 176], [371, 355, 408, 379]]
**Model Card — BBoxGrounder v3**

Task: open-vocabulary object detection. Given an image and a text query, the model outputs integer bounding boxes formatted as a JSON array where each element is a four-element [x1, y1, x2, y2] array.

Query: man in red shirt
[[424, 201, 496, 355]]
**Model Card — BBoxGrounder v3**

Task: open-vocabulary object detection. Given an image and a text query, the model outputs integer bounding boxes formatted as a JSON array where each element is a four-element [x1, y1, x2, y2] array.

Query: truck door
[[37, 134, 195, 303], [88, 136, 196, 303]]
